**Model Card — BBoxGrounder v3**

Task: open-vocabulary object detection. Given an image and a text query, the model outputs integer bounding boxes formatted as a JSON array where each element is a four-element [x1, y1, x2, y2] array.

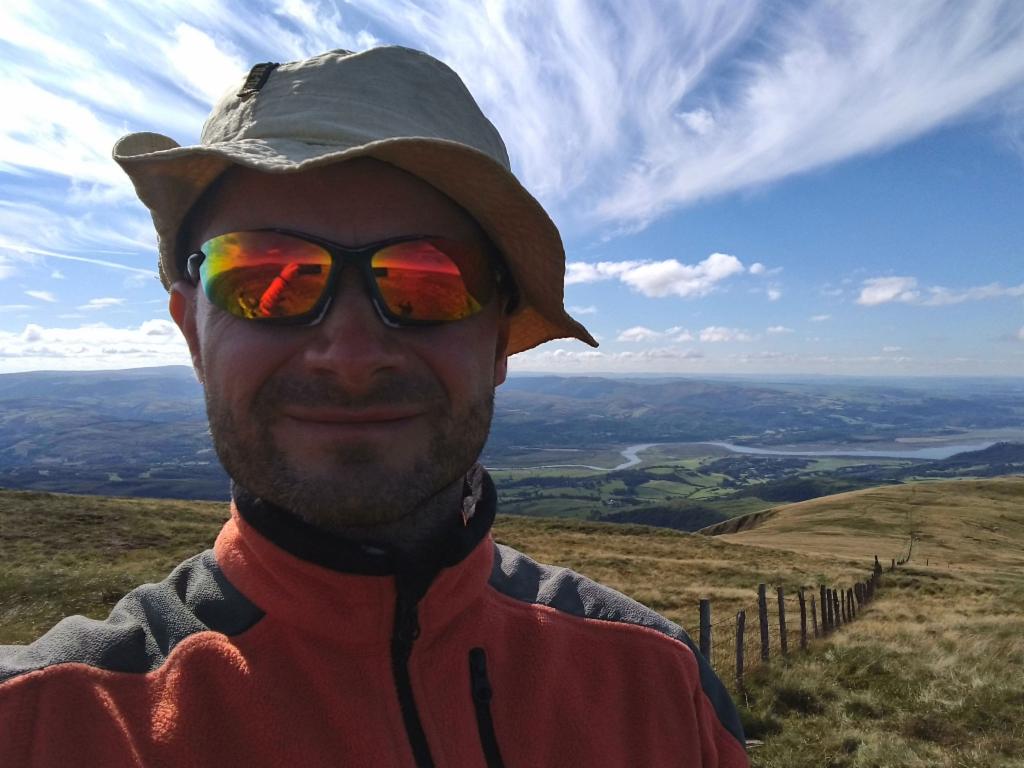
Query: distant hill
[[701, 476, 1024, 572], [2, 367, 1023, 504]]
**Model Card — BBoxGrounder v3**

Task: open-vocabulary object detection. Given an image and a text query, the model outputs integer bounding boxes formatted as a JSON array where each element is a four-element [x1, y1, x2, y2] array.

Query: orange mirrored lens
[[200, 232, 331, 319], [372, 238, 491, 322]]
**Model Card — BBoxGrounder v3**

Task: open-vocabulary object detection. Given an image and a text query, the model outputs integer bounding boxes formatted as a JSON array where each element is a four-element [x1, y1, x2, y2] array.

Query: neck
[[230, 464, 493, 575]]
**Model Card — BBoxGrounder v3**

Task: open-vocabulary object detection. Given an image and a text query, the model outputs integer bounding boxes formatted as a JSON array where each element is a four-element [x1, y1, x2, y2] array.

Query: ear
[[169, 282, 205, 385], [492, 311, 510, 387]]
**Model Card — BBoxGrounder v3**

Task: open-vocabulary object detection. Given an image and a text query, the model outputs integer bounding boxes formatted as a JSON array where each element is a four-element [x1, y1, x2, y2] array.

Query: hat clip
[[237, 62, 279, 99]]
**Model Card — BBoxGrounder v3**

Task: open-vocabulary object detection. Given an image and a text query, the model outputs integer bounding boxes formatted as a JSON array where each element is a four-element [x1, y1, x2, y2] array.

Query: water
[[492, 439, 999, 472], [704, 441, 996, 460]]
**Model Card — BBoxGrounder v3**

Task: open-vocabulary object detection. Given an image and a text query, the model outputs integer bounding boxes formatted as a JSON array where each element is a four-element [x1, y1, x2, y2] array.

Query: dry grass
[[3, 477, 1023, 765]]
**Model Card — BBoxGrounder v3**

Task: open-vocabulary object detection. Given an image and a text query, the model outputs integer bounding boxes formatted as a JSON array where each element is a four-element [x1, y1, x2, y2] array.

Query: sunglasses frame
[[185, 228, 512, 328]]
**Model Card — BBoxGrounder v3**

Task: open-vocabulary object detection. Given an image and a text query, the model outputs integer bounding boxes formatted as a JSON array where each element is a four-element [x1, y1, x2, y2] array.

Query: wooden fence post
[[758, 584, 770, 662], [840, 589, 847, 623], [891, 558, 896, 571], [736, 610, 746, 689], [832, 589, 841, 629], [820, 585, 829, 632], [777, 587, 788, 656], [848, 588, 855, 619], [810, 596, 819, 638], [699, 599, 711, 662], [798, 589, 808, 650], [824, 588, 833, 631]]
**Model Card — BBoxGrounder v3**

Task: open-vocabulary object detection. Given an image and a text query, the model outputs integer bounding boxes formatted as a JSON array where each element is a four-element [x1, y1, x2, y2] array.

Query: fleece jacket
[[0, 470, 749, 767]]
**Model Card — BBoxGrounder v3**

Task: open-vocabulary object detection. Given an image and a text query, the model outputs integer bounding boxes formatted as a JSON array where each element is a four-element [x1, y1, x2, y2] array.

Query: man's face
[[170, 159, 510, 532]]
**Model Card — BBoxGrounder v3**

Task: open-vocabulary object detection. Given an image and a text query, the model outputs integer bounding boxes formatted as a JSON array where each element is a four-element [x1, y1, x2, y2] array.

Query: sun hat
[[112, 46, 597, 355]]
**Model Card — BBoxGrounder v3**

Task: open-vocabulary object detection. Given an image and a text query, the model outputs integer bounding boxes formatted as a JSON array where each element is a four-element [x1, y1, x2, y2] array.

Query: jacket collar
[[212, 466, 497, 644]]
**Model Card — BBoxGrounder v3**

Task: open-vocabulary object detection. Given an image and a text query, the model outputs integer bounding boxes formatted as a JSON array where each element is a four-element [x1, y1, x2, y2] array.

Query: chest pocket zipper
[[469, 648, 506, 768]]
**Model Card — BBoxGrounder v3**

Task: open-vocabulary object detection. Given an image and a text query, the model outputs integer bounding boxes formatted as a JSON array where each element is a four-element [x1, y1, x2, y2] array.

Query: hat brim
[[114, 132, 598, 356]]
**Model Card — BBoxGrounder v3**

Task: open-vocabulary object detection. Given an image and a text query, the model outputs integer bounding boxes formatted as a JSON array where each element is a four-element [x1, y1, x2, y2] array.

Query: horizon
[[1, 2, 1023, 376], [1, 362, 1023, 387]]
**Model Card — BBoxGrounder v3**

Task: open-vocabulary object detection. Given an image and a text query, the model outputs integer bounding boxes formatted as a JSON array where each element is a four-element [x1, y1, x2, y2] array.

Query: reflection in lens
[[201, 232, 331, 319], [373, 239, 490, 322]]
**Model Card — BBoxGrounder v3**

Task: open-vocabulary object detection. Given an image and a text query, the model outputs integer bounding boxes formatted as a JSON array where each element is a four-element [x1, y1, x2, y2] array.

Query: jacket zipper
[[469, 648, 506, 768], [392, 585, 435, 768]]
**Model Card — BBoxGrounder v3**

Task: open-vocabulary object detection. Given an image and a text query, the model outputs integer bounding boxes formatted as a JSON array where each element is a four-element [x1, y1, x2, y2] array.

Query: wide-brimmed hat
[[113, 46, 596, 355]]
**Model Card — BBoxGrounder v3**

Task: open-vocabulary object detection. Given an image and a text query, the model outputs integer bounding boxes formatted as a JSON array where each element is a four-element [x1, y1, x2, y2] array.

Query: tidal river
[[492, 439, 998, 472]]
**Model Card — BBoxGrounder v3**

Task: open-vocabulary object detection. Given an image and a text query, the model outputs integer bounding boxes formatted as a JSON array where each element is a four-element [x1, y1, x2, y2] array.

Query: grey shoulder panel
[[489, 542, 746, 747], [0, 549, 263, 683]]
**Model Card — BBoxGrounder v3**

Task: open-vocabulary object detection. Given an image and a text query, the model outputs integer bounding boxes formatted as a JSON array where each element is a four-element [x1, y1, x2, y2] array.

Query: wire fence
[[696, 556, 888, 689]]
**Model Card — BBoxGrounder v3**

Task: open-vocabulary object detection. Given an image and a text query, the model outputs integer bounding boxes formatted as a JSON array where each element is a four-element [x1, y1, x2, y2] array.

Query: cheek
[[197, 314, 290, 403]]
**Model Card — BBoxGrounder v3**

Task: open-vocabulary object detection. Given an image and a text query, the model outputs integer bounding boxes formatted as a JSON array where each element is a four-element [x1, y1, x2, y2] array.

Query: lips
[[282, 406, 423, 425]]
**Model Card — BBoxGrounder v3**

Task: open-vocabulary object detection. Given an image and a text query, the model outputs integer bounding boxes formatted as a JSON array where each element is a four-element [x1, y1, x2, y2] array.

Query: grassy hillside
[[2, 478, 1023, 766], [714, 477, 1024, 767]]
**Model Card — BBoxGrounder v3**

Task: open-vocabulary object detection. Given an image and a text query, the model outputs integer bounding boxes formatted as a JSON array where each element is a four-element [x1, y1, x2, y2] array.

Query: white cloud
[[766, 287, 782, 301], [857, 277, 920, 306], [25, 290, 57, 303], [590, 1, 1024, 229], [566, 252, 745, 298], [163, 23, 248, 105], [883, 345, 903, 353], [567, 305, 597, 315], [921, 282, 1024, 306], [79, 297, 126, 311], [810, 314, 831, 322], [857, 277, 1024, 306], [766, 325, 794, 334], [617, 326, 662, 342], [699, 326, 754, 343], [0, 320, 188, 373], [749, 262, 766, 275], [51, 269, 65, 279]]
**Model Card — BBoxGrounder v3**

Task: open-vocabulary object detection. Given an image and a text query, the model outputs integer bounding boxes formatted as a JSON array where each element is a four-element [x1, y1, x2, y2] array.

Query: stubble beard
[[205, 372, 494, 534]]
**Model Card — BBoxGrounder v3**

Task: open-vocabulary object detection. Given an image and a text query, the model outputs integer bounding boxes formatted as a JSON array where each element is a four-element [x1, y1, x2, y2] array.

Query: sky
[[0, 0, 1022, 376]]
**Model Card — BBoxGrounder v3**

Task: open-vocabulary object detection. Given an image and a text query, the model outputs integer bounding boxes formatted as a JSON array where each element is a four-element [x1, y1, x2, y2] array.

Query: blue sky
[[1, 0, 1022, 376]]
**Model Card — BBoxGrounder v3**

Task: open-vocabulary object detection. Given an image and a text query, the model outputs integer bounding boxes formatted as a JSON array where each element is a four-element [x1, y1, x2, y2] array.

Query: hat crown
[[201, 47, 511, 171]]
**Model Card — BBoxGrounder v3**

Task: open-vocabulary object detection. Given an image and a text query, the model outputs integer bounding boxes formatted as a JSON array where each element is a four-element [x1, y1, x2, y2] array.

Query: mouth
[[281, 406, 424, 427]]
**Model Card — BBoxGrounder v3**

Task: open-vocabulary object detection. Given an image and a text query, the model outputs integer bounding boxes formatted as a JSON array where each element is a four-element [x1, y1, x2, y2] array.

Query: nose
[[298, 265, 407, 388]]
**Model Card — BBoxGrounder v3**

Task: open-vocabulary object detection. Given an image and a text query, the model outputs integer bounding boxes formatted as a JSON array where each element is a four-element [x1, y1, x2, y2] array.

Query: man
[[0, 47, 748, 766]]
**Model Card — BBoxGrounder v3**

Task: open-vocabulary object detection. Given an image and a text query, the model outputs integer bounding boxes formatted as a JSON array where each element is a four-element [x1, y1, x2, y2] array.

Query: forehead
[[186, 158, 488, 249]]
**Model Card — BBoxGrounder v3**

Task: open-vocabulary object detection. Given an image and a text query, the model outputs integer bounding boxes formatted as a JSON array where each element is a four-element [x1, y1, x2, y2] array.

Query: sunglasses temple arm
[[185, 252, 205, 285]]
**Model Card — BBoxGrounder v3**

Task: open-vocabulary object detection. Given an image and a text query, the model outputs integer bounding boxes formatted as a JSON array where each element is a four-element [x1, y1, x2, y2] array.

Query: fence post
[[840, 589, 847, 623], [824, 588, 833, 631], [810, 596, 819, 638], [798, 589, 808, 650], [848, 588, 855, 619], [699, 599, 712, 662], [820, 585, 829, 632], [832, 589, 841, 629], [891, 558, 896, 571], [777, 587, 788, 656], [736, 610, 746, 689], [758, 583, 770, 662]]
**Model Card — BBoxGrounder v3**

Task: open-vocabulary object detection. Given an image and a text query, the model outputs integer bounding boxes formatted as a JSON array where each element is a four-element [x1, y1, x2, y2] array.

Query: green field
[[489, 443, 923, 529]]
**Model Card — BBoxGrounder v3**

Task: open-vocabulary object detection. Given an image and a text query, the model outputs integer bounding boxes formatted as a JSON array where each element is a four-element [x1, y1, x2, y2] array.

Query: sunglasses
[[185, 229, 510, 327]]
